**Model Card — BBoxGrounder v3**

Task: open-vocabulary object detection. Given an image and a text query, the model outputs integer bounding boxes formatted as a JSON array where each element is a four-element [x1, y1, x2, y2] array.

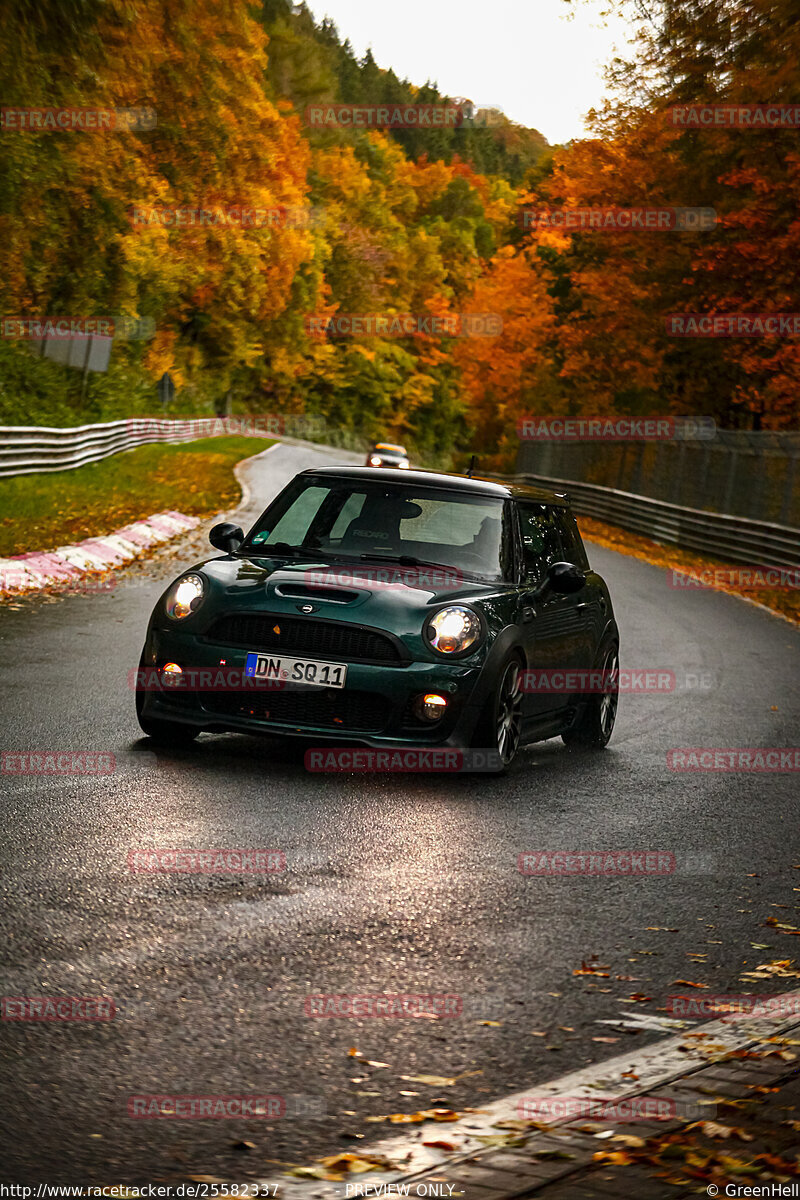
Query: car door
[[515, 502, 591, 720], [551, 505, 607, 657]]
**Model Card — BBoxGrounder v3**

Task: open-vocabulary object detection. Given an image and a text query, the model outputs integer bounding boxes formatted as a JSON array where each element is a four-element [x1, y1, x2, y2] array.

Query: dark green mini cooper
[[136, 466, 619, 767]]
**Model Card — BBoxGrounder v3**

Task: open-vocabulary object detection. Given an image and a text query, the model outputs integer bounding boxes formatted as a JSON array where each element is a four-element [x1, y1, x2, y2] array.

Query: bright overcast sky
[[305, 0, 632, 144]]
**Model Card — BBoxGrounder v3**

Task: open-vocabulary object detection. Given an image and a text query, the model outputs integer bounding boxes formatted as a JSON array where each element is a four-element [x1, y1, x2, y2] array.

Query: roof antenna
[[466, 455, 477, 478]]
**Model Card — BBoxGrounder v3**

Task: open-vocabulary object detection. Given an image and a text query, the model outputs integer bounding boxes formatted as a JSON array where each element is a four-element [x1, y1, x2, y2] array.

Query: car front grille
[[202, 688, 392, 733], [204, 614, 404, 664]]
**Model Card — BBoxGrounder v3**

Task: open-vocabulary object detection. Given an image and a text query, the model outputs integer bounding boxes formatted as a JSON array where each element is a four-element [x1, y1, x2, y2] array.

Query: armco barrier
[[0, 419, 281, 477], [516, 473, 800, 572]]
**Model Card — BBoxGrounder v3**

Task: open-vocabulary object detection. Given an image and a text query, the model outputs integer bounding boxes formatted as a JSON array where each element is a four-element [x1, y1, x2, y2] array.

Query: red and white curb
[[0, 441, 283, 599], [246, 989, 800, 1196], [0, 510, 200, 595]]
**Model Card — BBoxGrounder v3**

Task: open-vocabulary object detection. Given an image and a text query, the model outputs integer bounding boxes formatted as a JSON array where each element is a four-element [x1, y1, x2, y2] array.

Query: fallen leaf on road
[[366, 1061, 391, 1069], [687, 1121, 754, 1142], [366, 1109, 462, 1125], [474, 1133, 528, 1148], [673, 979, 709, 988], [422, 1141, 457, 1151], [289, 1152, 390, 1182], [765, 917, 800, 931], [530, 1031, 547, 1037], [574, 959, 610, 977], [610, 1134, 646, 1147], [740, 958, 800, 981], [593, 1036, 619, 1043], [400, 1071, 482, 1087], [593, 1150, 633, 1166], [645, 927, 678, 932]]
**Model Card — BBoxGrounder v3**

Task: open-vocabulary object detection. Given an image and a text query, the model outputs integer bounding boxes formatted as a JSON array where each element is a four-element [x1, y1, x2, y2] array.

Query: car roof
[[298, 464, 570, 505]]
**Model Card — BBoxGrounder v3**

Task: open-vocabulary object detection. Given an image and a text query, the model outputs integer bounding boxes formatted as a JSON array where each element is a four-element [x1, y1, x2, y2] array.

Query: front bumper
[[138, 628, 487, 749]]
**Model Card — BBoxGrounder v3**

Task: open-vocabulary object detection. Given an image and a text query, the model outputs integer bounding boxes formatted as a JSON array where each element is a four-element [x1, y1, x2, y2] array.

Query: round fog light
[[161, 662, 183, 687], [413, 692, 448, 722]]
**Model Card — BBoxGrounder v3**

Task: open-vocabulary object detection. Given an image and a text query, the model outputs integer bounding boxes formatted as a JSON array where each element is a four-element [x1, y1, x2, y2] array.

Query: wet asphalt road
[[1, 441, 799, 1183]]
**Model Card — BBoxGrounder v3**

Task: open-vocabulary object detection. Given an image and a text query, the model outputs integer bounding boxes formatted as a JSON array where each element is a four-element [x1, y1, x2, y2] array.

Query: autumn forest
[[2, 0, 799, 468]]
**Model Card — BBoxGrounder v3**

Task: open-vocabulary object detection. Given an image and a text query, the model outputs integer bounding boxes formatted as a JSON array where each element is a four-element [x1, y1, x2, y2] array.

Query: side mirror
[[209, 522, 244, 553], [547, 561, 586, 594]]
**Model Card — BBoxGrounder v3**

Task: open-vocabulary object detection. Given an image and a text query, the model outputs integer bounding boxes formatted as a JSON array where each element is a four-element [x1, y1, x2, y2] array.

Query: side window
[[517, 504, 562, 584], [553, 508, 590, 569]]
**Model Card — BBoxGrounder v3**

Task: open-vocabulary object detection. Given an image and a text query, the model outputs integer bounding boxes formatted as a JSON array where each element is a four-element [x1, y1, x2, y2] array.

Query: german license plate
[[245, 652, 347, 689]]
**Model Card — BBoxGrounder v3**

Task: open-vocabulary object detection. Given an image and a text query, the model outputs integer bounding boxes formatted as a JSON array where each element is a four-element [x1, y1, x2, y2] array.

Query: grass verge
[[578, 513, 799, 625], [0, 437, 272, 558]]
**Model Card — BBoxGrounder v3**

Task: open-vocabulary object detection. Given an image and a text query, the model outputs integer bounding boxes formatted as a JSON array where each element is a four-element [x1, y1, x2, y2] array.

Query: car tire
[[135, 653, 198, 745], [561, 640, 619, 750], [473, 653, 524, 771], [137, 714, 199, 745]]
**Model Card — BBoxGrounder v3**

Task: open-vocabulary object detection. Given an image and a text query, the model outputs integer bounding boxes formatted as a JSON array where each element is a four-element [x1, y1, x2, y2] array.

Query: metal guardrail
[[517, 472, 800, 572], [3, 421, 797, 570], [0, 419, 279, 478]]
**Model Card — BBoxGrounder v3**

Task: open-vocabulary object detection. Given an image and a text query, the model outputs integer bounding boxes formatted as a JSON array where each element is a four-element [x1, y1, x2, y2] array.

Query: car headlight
[[424, 605, 482, 655], [369, 455, 382, 465], [165, 573, 205, 620], [398, 460, 410, 469]]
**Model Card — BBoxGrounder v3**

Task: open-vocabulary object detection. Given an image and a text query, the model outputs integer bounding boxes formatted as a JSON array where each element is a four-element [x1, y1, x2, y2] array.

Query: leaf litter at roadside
[[288, 1151, 402, 1182], [312, 952, 800, 1185], [591, 1103, 800, 1189]]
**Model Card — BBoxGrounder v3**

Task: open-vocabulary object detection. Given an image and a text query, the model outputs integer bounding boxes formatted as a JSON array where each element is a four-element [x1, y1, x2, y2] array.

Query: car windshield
[[242, 478, 513, 582]]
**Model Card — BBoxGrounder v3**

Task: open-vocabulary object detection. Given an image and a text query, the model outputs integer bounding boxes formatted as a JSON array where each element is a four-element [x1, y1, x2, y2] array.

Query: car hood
[[196, 553, 506, 628]]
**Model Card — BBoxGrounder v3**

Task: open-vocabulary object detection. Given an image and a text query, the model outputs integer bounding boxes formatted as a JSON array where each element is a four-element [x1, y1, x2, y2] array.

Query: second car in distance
[[366, 442, 410, 469]]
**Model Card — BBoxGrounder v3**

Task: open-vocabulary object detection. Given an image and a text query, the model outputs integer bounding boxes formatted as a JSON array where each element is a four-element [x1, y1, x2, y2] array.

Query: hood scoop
[[273, 582, 359, 605]]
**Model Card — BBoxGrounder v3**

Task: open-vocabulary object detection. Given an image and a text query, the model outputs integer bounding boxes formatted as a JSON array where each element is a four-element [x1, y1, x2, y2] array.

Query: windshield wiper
[[356, 553, 487, 582], [357, 553, 451, 570]]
